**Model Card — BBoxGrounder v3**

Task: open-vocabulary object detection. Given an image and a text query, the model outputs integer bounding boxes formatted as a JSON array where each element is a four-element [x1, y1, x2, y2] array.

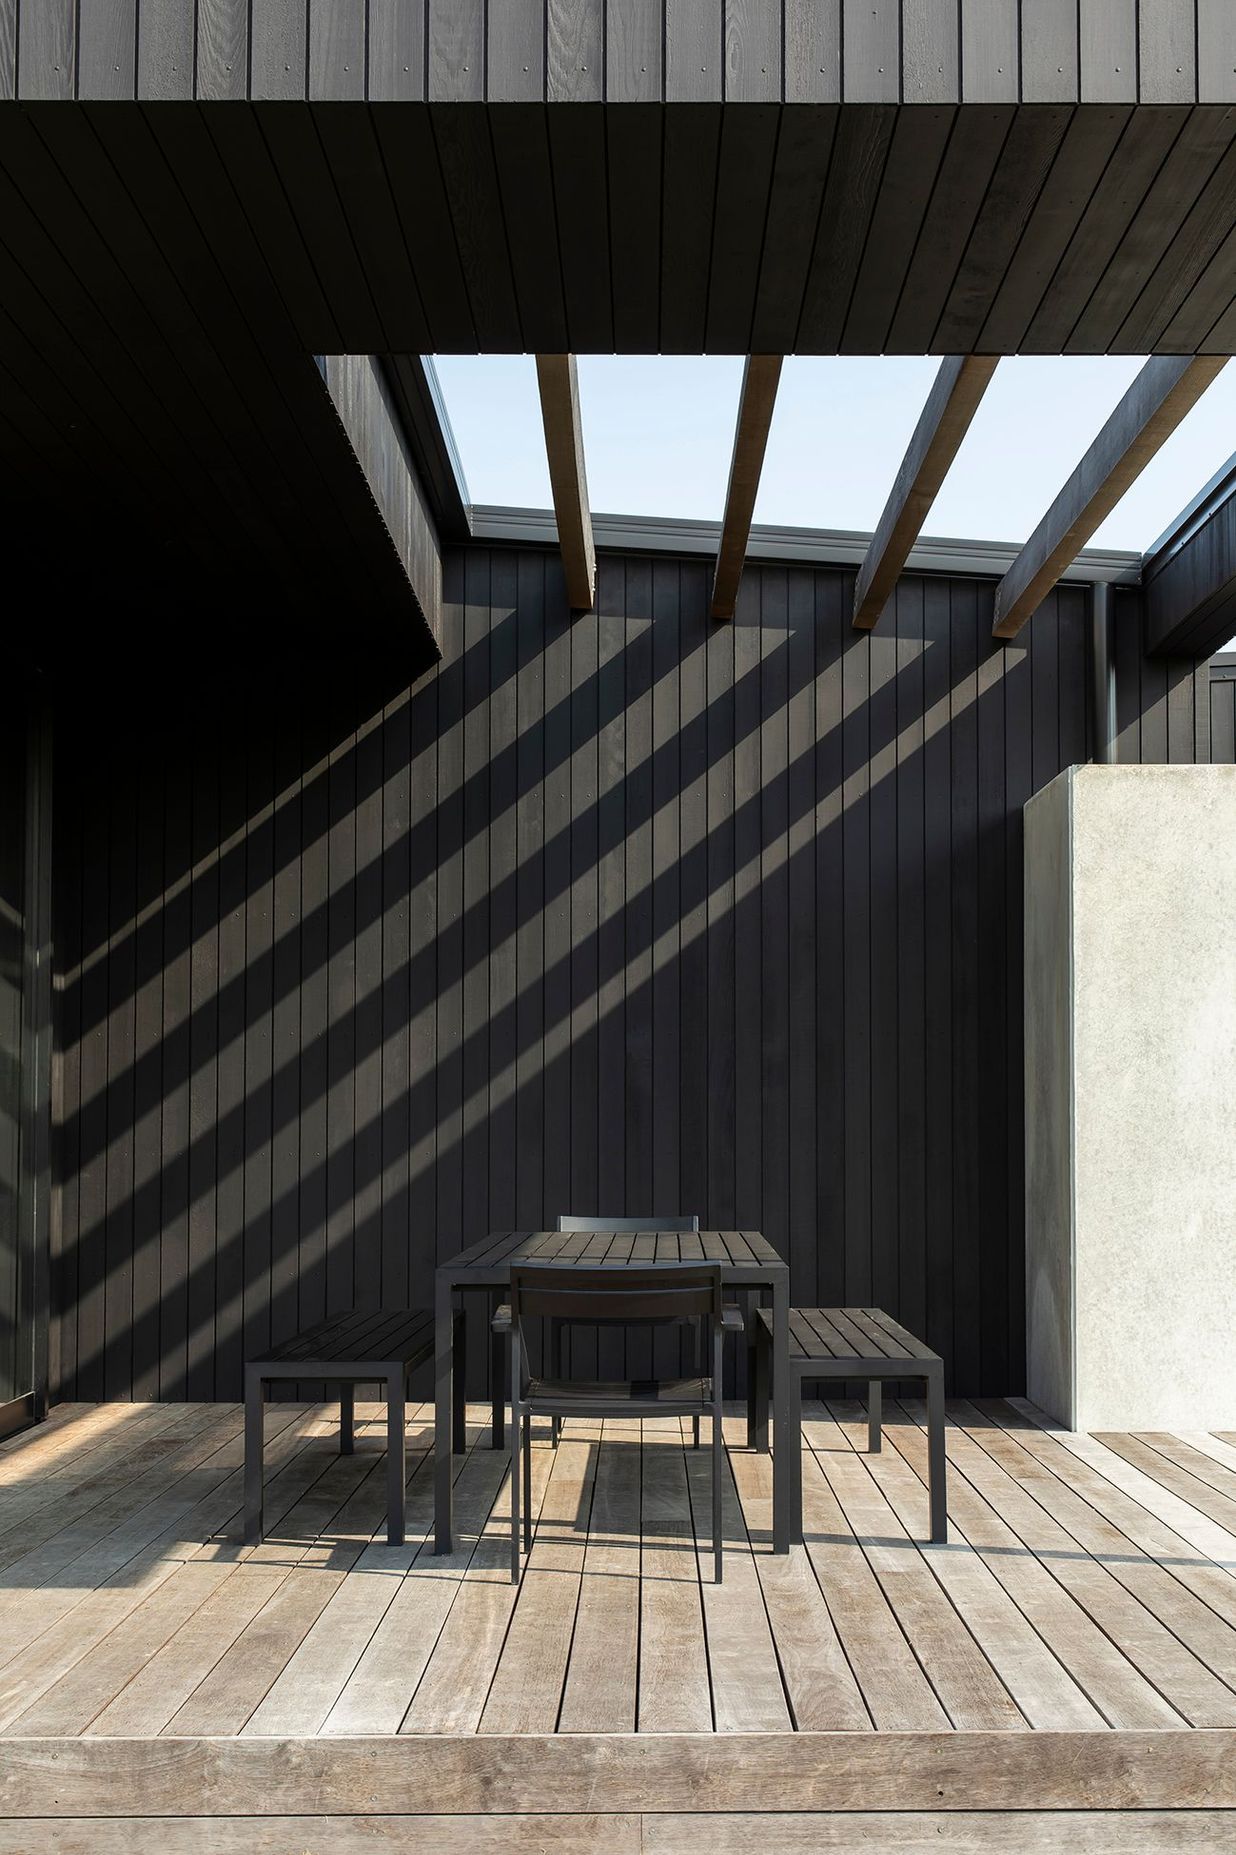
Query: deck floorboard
[[3, 1399, 1236, 1744]]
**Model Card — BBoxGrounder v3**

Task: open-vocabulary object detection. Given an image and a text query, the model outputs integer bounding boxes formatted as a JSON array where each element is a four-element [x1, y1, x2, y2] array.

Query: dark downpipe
[[1090, 582, 1117, 764]]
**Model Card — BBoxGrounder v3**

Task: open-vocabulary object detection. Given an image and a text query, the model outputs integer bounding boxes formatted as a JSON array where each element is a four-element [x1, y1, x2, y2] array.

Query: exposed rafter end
[[711, 355, 784, 620], [992, 355, 1228, 643], [536, 353, 596, 614], [852, 355, 999, 632]]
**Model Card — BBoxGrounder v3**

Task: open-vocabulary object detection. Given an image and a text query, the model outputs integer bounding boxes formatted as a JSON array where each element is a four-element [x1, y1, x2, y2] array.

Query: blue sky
[[433, 353, 1236, 554]]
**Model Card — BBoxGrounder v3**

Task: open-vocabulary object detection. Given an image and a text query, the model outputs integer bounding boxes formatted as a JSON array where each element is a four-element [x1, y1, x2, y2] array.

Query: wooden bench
[[245, 1308, 465, 1547], [748, 1306, 947, 1544]]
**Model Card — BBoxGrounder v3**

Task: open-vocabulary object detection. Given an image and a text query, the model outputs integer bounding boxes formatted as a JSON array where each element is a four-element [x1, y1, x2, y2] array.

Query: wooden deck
[[2, 1397, 1236, 1848]]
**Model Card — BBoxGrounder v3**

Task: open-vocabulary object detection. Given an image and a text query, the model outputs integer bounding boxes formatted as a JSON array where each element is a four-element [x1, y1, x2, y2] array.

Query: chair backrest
[[510, 1262, 721, 1327], [555, 1214, 700, 1232]]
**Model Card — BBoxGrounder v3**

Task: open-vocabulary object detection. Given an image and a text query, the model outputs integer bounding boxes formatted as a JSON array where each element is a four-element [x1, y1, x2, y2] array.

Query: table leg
[[386, 1369, 406, 1547], [452, 1310, 468, 1453], [868, 1379, 882, 1454], [490, 1291, 505, 1449], [434, 1274, 454, 1554], [927, 1365, 947, 1544], [772, 1275, 792, 1553], [750, 1308, 770, 1453], [244, 1369, 265, 1547], [340, 1383, 354, 1455], [789, 1371, 803, 1546]]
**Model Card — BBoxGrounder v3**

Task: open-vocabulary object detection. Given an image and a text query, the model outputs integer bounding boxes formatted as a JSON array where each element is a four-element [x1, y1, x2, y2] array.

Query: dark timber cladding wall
[[49, 554, 1212, 1403]]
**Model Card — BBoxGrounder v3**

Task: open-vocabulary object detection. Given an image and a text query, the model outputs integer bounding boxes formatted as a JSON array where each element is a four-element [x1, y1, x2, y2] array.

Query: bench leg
[[490, 1293, 505, 1450], [452, 1310, 467, 1454], [340, 1383, 354, 1455], [523, 1411, 533, 1552], [788, 1371, 803, 1546], [926, 1366, 947, 1545], [244, 1370, 265, 1546], [386, 1370, 406, 1547], [510, 1347, 523, 1585], [750, 1311, 770, 1453], [868, 1379, 882, 1454]]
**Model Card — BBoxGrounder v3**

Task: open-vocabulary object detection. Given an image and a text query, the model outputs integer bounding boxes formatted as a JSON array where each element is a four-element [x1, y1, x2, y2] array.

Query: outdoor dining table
[[434, 1228, 794, 1554]]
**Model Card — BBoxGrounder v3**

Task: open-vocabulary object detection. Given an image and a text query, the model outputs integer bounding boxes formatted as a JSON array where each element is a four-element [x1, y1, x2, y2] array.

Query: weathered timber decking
[[2, 1396, 1236, 1744]]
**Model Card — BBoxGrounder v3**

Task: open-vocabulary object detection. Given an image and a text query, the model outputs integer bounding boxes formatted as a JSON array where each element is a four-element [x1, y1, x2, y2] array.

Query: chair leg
[[713, 1324, 724, 1583], [244, 1370, 265, 1546], [339, 1382, 354, 1455], [452, 1310, 468, 1453], [510, 1325, 523, 1583], [386, 1371, 406, 1548], [927, 1367, 947, 1545], [490, 1295, 505, 1450], [693, 1317, 701, 1449], [523, 1411, 533, 1551], [868, 1379, 882, 1454], [551, 1318, 562, 1447]]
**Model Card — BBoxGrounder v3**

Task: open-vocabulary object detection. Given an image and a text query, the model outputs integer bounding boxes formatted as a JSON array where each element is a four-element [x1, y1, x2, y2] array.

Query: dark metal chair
[[499, 1262, 728, 1585], [551, 1215, 702, 1447]]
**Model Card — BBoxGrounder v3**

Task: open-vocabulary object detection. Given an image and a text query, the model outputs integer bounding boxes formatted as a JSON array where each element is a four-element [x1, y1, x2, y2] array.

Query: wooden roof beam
[[993, 355, 1228, 641], [536, 353, 596, 614], [711, 355, 784, 620], [852, 356, 999, 631]]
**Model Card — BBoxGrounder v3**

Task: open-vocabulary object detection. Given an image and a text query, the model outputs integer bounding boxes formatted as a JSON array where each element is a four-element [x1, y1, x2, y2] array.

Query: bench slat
[[755, 1306, 940, 1371]]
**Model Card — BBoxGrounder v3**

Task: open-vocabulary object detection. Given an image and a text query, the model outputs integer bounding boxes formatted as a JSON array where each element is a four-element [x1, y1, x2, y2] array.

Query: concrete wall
[[1025, 765, 1236, 1430]]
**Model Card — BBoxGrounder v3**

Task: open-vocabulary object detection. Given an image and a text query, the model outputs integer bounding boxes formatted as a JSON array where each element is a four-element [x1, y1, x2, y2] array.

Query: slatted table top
[[441, 1229, 787, 1282], [756, 1305, 941, 1368], [249, 1309, 435, 1373]]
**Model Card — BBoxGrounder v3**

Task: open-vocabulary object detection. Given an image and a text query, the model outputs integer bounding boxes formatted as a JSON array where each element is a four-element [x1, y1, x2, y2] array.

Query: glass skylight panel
[[431, 354, 552, 507], [920, 357, 1143, 545], [432, 352, 1236, 562], [575, 355, 744, 520], [754, 356, 940, 532]]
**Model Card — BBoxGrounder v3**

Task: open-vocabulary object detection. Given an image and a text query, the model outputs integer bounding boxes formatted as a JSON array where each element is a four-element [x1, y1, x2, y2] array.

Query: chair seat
[[526, 1374, 712, 1411]]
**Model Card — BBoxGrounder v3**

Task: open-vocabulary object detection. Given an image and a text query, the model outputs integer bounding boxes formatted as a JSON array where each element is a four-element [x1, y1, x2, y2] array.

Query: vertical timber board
[[251, 0, 307, 97], [186, 730, 220, 1399], [512, 556, 546, 1242], [486, 554, 520, 1247], [843, 0, 900, 101], [353, 707, 385, 1318], [1021, 0, 1079, 102], [487, 0, 543, 100], [368, 0, 426, 100], [607, 0, 662, 100], [18, 0, 74, 96], [724, 0, 782, 102], [666, 0, 723, 101], [1079, 0, 1137, 103], [902, 0, 960, 103], [548, 0, 604, 102], [1199, 2, 1236, 105], [1138, 0, 1196, 105], [0, 0, 15, 98], [429, 0, 483, 100], [815, 574, 845, 1309], [784, 0, 840, 100], [309, 0, 365, 99], [960, 0, 1018, 101], [78, 0, 136, 98], [103, 751, 137, 1401], [137, 0, 196, 97], [786, 568, 817, 1313], [196, 0, 249, 99]]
